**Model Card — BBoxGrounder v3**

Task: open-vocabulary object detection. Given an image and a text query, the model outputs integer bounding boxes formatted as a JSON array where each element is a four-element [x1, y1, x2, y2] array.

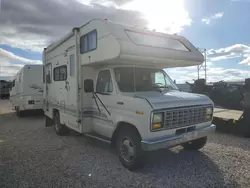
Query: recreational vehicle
[[10, 65, 44, 117], [43, 19, 216, 170], [0, 80, 12, 99]]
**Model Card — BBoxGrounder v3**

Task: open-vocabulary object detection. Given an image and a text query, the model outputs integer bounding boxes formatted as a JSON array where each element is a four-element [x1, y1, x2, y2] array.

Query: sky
[[0, 0, 249, 83]]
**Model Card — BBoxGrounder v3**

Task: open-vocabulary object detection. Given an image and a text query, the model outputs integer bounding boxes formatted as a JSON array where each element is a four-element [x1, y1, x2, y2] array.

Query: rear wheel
[[16, 107, 24, 118], [54, 111, 70, 136], [116, 128, 145, 171], [182, 136, 207, 150]]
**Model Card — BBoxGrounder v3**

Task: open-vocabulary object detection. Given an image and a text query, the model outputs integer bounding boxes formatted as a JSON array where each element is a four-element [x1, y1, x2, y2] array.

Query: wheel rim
[[120, 137, 135, 162]]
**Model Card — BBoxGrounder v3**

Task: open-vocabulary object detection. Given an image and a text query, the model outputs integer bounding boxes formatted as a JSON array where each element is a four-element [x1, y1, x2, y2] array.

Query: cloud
[[120, 0, 191, 33], [0, 0, 148, 52], [0, 0, 192, 52], [201, 12, 224, 24], [167, 45, 250, 84], [231, 0, 250, 2], [0, 48, 42, 64], [207, 44, 250, 65], [0, 48, 42, 78]]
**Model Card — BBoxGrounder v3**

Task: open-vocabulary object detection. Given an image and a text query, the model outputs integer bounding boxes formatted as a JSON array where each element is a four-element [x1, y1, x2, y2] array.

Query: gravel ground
[[0, 100, 250, 188]]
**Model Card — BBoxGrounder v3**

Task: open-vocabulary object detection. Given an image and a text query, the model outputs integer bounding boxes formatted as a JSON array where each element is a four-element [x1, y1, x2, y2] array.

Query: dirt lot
[[0, 100, 250, 188]]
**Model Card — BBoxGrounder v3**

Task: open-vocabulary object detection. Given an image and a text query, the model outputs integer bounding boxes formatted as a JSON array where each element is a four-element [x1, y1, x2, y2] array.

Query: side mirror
[[84, 79, 94, 93]]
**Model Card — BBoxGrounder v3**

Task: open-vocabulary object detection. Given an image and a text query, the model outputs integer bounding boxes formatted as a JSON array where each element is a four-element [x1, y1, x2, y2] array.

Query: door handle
[[117, 101, 124, 105]]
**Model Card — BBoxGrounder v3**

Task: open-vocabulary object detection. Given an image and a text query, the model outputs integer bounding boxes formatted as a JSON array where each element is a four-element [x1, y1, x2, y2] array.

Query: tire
[[116, 127, 146, 171], [16, 107, 24, 118], [182, 136, 207, 150], [53, 111, 70, 136]]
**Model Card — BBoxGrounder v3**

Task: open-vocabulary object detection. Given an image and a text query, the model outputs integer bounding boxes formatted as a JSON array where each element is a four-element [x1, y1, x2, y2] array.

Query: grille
[[164, 105, 210, 129]]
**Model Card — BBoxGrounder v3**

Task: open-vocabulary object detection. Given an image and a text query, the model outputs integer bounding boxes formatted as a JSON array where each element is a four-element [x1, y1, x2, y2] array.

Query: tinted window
[[96, 70, 113, 93], [80, 30, 97, 53], [126, 30, 190, 51], [114, 67, 178, 92], [53, 66, 67, 81]]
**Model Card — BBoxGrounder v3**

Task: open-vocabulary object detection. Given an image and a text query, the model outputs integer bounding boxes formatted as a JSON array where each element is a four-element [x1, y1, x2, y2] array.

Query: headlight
[[206, 107, 213, 120], [152, 113, 164, 123], [206, 107, 213, 115], [151, 113, 164, 130]]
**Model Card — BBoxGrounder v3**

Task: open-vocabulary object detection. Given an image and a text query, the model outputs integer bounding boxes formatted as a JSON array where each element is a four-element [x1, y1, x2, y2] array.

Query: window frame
[[80, 29, 97, 54], [53, 65, 67, 81], [96, 69, 114, 94], [125, 29, 191, 52]]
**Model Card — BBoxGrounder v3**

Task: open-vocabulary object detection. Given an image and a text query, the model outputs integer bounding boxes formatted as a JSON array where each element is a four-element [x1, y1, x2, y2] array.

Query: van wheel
[[182, 137, 207, 150], [116, 128, 146, 171], [54, 111, 70, 136]]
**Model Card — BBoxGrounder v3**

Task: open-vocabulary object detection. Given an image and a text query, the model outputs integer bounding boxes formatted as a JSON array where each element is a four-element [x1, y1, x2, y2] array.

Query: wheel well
[[111, 122, 141, 148]]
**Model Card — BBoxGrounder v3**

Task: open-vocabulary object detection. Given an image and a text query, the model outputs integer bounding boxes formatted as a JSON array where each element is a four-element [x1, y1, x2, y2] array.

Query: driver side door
[[92, 69, 115, 137]]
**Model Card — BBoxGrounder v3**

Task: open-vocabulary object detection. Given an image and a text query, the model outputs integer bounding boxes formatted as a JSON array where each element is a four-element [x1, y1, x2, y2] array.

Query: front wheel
[[182, 136, 207, 150], [54, 111, 70, 136], [116, 128, 145, 171]]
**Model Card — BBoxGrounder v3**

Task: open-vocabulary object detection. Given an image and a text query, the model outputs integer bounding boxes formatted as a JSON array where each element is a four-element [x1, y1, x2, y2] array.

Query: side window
[[96, 70, 113, 93], [12, 79, 15, 87], [53, 66, 67, 81], [153, 72, 166, 86], [69, 54, 75, 76], [80, 30, 97, 53]]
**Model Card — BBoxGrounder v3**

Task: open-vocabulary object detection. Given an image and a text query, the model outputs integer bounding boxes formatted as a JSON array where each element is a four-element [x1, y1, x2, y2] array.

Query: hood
[[135, 90, 213, 109]]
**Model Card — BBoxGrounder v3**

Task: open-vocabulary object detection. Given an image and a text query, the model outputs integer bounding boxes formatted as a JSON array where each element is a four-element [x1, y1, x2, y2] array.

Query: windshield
[[114, 67, 178, 92]]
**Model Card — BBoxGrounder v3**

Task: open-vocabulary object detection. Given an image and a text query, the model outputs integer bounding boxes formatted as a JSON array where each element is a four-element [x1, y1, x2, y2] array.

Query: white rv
[[43, 19, 216, 170], [10, 65, 44, 117]]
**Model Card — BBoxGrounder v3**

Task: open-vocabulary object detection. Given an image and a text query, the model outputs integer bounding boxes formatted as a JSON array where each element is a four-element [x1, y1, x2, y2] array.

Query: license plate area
[[175, 126, 196, 135]]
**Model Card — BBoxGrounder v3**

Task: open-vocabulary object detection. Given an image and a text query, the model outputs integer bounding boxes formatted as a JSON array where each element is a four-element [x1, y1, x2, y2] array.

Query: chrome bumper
[[141, 124, 216, 151]]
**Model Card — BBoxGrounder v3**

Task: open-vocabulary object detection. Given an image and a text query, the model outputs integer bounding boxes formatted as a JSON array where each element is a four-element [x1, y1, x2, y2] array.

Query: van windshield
[[114, 67, 178, 92]]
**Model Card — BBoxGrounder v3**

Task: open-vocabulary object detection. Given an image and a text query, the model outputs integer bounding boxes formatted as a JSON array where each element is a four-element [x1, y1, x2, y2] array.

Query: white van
[[10, 65, 44, 117], [43, 19, 215, 170]]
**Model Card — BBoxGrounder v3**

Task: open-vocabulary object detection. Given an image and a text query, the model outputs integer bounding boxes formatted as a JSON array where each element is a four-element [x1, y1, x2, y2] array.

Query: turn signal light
[[152, 123, 162, 129]]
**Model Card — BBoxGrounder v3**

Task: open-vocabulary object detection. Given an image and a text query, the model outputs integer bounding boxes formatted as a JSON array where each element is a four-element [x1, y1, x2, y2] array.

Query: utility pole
[[197, 48, 207, 83]]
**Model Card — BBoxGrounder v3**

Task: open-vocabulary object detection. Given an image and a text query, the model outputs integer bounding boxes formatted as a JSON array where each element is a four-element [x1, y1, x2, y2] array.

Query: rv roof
[[45, 19, 189, 53]]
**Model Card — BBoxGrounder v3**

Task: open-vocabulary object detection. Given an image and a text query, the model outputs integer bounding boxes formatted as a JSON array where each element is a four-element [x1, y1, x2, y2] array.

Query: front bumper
[[141, 124, 216, 151]]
